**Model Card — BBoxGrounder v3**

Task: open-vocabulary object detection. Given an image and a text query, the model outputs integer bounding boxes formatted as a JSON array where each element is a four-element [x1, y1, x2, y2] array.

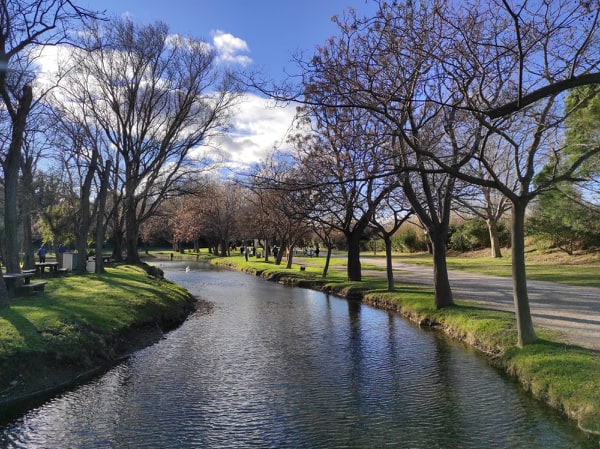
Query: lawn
[[0, 265, 193, 406]]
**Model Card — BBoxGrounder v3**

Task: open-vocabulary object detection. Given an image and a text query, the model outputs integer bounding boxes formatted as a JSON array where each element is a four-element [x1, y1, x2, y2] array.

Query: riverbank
[[209, 255, 600, 440], [0, 264, 196, 418]]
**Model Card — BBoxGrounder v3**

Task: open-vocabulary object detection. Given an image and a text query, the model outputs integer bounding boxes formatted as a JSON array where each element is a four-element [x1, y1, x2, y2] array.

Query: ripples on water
[[0, 262, 594, 448]]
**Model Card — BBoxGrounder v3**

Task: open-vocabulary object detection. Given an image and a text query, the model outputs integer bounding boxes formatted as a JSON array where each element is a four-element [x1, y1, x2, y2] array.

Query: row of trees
[[2, 1, 600, 350], [0, 1, 240, 307], [252, 0, 600, 347]]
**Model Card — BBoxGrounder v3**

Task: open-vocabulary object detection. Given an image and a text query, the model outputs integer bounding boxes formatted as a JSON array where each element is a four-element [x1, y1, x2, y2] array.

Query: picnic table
[[35, 261, 59, 277], [3, 272, 46, 297]]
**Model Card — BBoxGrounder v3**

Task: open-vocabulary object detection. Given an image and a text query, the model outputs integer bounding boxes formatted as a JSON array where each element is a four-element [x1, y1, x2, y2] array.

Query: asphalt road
[[361, 258, 600, 352]]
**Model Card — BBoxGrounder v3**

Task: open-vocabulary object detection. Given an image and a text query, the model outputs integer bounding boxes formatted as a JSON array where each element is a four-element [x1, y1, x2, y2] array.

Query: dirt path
[[322, 257, 600, 351]]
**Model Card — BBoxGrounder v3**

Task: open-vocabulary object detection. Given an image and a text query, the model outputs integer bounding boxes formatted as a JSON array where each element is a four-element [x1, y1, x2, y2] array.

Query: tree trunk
[[384, 236, 395, 292], [21, 213, 34, 270], [125, 194, 140, 264], [322, 246, 332, 278], [219, 239, 228, 257], [347, 233, 362, 281], [263, 239, 269, 262], [487, 218, 503, 258], [21, 155, 35, 270], [76, 150, 98, 273], [275, 249, 284, 265], [3, 85, 32, 274], [95, 159, 111, 274], [0, 266, 9, 308], [112, 227, 124, 262], [511, 201, 537, 346], [285, 245, 295, 269], [430, 231, 454, 309]]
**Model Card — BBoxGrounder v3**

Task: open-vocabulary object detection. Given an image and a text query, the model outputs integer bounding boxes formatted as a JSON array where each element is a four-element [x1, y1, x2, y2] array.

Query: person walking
[[38, 244, 48, 263]]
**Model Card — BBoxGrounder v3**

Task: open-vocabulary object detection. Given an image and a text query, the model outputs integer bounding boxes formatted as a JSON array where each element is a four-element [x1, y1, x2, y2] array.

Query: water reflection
[[0, 262, 594, 448]]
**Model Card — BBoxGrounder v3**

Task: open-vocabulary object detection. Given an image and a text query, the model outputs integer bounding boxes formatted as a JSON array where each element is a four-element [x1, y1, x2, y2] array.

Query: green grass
[[360, 251, 600, 288], [0, 265, 192, 398], [210, 253, 600, 437]]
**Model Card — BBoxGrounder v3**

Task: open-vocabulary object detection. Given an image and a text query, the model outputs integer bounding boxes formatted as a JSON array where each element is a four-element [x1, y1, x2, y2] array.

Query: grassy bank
[[0, 265, 195, 410], [209, 253, 600, 439]]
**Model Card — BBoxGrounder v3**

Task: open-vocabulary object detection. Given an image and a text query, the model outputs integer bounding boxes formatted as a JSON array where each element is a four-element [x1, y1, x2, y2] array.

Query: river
[[0, 262, 593, 448]]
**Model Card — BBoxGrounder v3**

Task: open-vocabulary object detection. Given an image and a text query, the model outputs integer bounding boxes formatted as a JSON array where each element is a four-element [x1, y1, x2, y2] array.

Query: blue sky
[[87, 0, 373, 81], [71, 0, 375, 168]]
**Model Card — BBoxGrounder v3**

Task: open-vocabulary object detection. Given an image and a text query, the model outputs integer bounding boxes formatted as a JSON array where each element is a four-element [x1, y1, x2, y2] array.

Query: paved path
[[359, 258, 600, 352]]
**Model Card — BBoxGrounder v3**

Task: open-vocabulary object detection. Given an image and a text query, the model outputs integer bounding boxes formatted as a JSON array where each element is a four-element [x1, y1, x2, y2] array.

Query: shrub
[[449, 219, 509, 252], [393, 228, 428, 253]]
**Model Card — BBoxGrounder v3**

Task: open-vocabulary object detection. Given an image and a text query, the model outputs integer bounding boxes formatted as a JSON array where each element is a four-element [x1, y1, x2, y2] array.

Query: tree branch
[[486, 72, 600, 118]]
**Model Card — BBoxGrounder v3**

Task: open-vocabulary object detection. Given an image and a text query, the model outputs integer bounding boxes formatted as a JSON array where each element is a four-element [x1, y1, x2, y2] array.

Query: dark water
[[0, 262, 594, 448]]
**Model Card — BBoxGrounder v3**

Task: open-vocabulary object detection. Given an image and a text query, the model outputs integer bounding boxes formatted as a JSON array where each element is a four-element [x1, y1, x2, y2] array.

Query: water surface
[[0, 262, 592, 448]]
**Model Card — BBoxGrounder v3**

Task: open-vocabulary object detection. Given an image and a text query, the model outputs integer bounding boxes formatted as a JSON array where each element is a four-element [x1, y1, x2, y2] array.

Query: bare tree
[[0, 0, 100, 306], [249, 154, 313, 269], [417, 0, 600, 346], [289, 107, 399, 282], [170, 194, 204, 254], [310, 220, 341, 278], [453, 139, 515, 259], [196, 181, 244, 257], [60, 17, 240, 264], [19, 109, 54, 270], [369, 191, 412, 292], [298, 3, 463, 308]]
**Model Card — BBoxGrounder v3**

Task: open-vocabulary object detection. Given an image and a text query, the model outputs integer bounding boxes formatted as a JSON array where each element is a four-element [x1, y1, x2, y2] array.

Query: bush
[[449, 219, 509, 252], [393, 228, 428, 253], [527, 189, 600, 254]]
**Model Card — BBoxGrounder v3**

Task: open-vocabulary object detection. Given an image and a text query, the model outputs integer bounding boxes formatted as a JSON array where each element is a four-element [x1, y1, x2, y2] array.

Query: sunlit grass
[[504, 340, 600, 434], [0, 265, 191, 389]]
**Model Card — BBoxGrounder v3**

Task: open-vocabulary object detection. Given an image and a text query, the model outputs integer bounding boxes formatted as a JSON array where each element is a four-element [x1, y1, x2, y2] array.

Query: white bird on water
[[185, 266, 190, 273]]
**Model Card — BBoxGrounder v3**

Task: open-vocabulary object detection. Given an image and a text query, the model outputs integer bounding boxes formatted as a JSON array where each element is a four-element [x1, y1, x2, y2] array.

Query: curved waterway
[[0, 262, 594, 448]]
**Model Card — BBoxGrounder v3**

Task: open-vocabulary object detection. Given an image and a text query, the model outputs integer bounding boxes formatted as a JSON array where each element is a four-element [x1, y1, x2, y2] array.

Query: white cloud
[[197, 93, 298, 169], [211, 30, 253, 66], [34, 44, 290, 172]]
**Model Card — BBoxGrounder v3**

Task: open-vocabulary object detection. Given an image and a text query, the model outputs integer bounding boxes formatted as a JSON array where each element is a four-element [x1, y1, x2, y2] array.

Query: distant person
[[315, 245, 320, 257], [244, 245, 249, 262], [38, 245, 47, 263], [57, 243, 67, 267]]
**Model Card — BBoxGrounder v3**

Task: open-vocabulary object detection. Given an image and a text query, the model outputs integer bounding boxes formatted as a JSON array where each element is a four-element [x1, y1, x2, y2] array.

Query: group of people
[[37, 243, 67, 264]]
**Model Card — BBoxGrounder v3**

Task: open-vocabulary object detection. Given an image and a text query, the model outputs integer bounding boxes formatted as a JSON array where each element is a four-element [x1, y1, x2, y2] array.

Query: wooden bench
[[3, 272, 35, 297], [58, 267, 69, 276], [17, 281, 47, 296]]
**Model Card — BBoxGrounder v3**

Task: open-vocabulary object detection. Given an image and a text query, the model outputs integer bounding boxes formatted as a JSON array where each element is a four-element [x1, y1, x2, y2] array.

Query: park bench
[[3, 272, 35, 297], [17, 281, 47, 296]]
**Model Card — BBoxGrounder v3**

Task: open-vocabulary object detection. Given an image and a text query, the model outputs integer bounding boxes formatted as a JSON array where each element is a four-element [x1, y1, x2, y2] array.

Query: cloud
[[197, 93, 298, 169], [211, 30, 253, 67], [34, 44, 288, 172]]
